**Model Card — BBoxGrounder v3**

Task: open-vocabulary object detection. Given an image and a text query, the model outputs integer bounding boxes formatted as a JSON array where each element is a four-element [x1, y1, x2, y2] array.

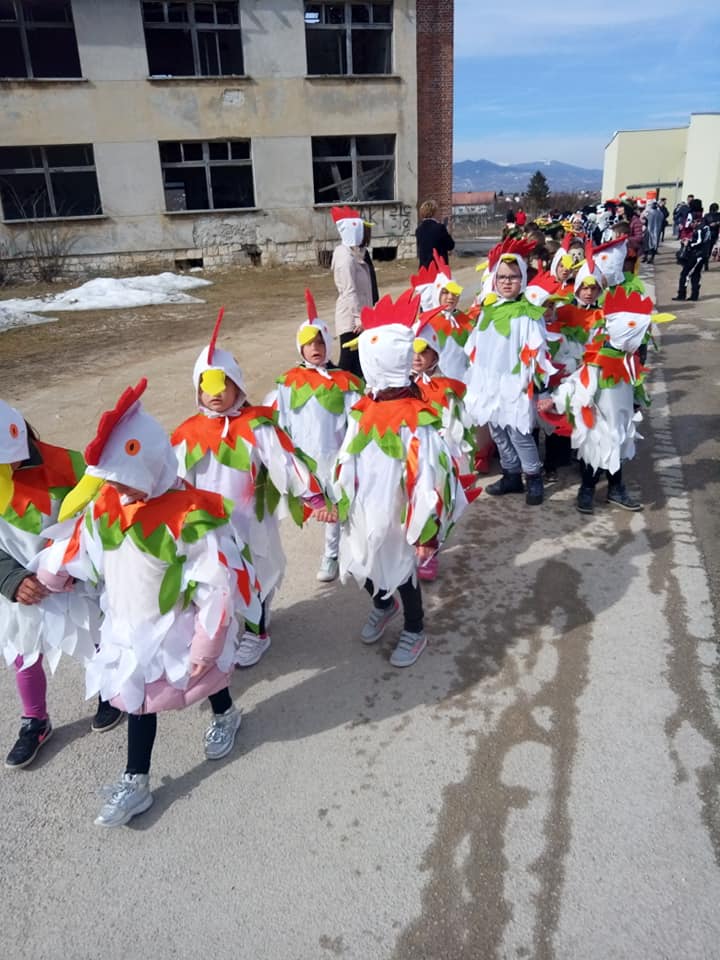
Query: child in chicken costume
[[38, 380, 261, 827], [463, 237, 557, 506], [0, 402, 112, 768], [409, 252, 475, 381], [543, 289, 673, 514], [172, 310, 325, 668], [331, 291, 469, 667], [270, 290, 364, 584]]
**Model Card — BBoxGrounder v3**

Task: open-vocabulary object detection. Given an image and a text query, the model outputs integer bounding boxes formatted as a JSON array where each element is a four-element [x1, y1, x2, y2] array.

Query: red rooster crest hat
[[331, 205, 364, 248], [358, 290, 421, 395]]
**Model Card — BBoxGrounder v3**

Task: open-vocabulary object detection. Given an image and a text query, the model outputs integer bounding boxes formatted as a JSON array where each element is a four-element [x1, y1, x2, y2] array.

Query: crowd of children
[[0, 204, 670, 827]]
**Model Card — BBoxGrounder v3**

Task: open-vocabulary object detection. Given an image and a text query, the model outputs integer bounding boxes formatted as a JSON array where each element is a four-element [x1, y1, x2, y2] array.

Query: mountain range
[[453, 159, 603, 194]]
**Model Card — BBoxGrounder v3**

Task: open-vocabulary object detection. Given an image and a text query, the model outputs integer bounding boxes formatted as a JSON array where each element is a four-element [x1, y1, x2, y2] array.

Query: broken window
[[160, 140, 254, 211], [312, 134, 395, 204], [143, 1, 244, 77], [0, 0, 82, 79], [304, 2, 392, 75], [0, 144, 101, 220]]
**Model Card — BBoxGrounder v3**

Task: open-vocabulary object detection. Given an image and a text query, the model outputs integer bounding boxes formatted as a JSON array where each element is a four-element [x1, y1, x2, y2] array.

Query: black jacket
[[415, 218, 455, 268]]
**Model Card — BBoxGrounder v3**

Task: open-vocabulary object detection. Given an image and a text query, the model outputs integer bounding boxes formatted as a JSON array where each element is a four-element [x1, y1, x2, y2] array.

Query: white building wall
[[683, 114, 720, 208], [0, 0, 419, 274]]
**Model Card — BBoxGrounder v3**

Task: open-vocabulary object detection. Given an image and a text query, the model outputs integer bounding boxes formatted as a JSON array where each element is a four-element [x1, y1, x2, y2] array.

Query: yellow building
[[602, 112, 720, 209]]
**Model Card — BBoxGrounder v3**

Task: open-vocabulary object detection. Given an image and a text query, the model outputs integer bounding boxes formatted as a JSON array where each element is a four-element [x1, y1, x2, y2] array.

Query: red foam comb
[[585, 241, 595, 274], [603, 287, 653, 318], [488, 237, 536, 271], [561, 232, 573, 252], [593, 236, 626, 254], [409, 261, 438, 290], [207, 307, 225, 365], [305, 288, 318, 322], [85, 379, 147, 466], [331, 205, 361, 223], [360, 289, 420, 330], [432, 249, 452, 277]]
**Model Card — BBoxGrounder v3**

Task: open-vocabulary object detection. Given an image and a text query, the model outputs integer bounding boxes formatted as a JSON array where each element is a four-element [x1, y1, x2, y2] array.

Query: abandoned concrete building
[[0, 0, 453, 276]]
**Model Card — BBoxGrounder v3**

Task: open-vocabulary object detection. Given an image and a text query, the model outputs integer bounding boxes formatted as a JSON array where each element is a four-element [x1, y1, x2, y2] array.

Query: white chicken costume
[[332, 291, 469, 595], [0, 401, 99, 672], [552, 289, 672, 474], [172, 310, 324, 602], [409, 253, 475, 381], [272, 290, 364, 484], [463, 237, 557, 432], [38, 380, 261, 714]]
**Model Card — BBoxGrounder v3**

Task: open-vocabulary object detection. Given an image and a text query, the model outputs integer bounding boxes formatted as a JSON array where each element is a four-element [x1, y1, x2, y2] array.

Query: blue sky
[[454, 0, 720, 168]]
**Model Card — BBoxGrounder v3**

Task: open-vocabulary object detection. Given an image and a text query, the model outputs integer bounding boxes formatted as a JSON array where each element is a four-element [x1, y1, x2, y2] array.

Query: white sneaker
[[204, 705, 242, 760], [235, 630, 271, 667], [95, 772, 153, 827], [316, 555, 339, 582]]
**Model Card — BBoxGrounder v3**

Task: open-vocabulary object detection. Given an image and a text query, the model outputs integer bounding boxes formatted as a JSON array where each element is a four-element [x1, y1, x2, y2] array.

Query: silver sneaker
[[390, 630, 427, 668], [235, 631, 271, 668], [316, 555, 339, 582], [95, 772, 153, 828], [204, 705, 242, 760], [360, 597, 400, 644]]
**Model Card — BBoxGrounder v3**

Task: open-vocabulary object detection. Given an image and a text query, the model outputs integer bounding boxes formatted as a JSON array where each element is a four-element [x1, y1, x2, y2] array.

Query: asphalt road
[[1, 247, 718, 960]]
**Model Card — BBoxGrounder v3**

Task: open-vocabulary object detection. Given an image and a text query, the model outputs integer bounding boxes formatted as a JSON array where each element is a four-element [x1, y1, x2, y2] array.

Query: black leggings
[[126, 688, 233, 775], [364, 577, 424, 634], [580, 461, 622, 489]]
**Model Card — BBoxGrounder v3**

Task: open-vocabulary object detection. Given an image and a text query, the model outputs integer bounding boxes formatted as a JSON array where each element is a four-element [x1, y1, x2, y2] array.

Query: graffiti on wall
[[355, 202, 412, 237]]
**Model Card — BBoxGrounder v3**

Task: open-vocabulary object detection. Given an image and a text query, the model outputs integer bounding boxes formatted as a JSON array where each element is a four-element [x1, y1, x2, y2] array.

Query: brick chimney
[[416, 0, 454, 220]]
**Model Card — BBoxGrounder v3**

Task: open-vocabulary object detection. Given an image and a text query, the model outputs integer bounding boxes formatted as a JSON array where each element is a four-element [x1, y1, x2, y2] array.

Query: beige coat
[[331, 244, 373, 336]]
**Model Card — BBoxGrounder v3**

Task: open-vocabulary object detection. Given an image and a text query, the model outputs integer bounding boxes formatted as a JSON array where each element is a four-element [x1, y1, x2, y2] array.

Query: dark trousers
[[678, 255, 704, 300], [544, 433, 572, 471], [580, 461, 622, 490], [364, 577, 423, 634], [338, 332, 363, 378], [125, 687, 233, 775]]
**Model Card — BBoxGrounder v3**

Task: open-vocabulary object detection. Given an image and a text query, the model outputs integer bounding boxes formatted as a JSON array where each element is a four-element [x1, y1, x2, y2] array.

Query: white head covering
[[593, 237, 627, 288], [332, 205, 364, 248], [296, 289, 334, 370], [193, 345, 247, 417], [357, 291, 419, 396], [603, 289, 653, 356], [0, 400, 29, 465], [84, 380, 178, 499]]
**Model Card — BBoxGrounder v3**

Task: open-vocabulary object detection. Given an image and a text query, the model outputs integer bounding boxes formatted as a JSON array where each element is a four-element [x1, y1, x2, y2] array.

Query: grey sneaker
[[95, 772, 153, 828], [316, 555, 339, 582], [204, 705, 242, 760], [390, 631, 427, 668], [360, 597, 400, 644]]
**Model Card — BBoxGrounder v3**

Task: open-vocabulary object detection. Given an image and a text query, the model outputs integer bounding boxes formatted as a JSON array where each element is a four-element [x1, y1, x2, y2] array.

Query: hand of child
[[536, 396, 555, 414], [15, 575, 51, 605], [313, 507, 339, 524], [189, 661, 214, 682]]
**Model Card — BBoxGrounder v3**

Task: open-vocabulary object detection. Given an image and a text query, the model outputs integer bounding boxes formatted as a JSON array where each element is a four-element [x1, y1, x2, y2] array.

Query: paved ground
[[1, 246, 718, 960]]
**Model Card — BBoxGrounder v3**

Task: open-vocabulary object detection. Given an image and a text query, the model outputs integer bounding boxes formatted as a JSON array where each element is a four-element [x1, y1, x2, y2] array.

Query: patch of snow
[[0, 272, 212, 315], [0, 307, 58, 333]]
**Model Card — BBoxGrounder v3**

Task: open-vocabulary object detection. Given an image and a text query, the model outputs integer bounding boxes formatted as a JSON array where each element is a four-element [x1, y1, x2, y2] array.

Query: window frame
[[311, 133, 396, 205], [304, 1, 393, 76], [159, 138, 256, 212], [142, 1, 245, 78], [0, 0, 82, 80], [0, 144, 102, 221]]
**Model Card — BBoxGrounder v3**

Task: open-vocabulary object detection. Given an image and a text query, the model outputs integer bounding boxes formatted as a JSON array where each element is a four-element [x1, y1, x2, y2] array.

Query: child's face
[[301, 332, 328, 366], [556, 263, 571, 282], [413, 346, 438, 375], [577, 282, 601, 306], [439, 289, 459, 311], [200, 378, 241, 414], [107, 480, 147, 504], [494, 262, 523, 298]]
